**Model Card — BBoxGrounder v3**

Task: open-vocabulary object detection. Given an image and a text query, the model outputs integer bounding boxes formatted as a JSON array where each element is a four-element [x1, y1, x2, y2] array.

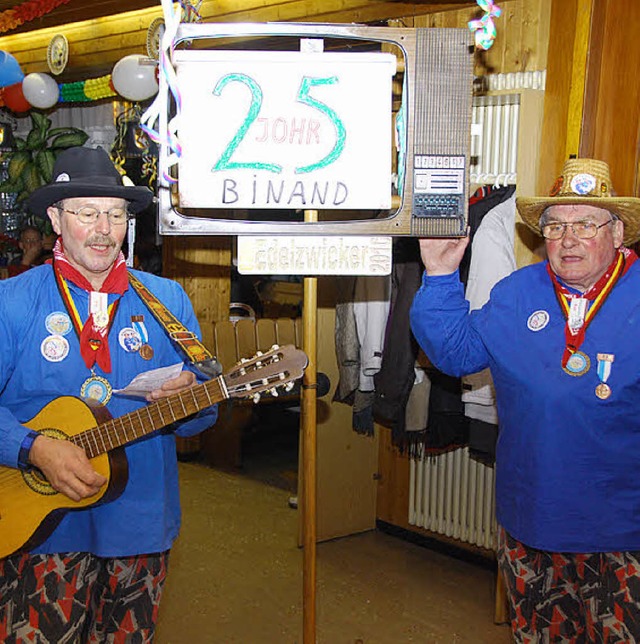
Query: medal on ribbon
[[548, 252, 627, 377], [132, 314, 154, 360], [80, 370, 113, 404], [595, 353, 614, 400], [564, 351, 590, 376]]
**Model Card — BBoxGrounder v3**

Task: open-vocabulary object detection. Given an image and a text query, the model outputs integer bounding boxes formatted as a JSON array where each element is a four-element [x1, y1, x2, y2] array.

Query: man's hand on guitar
[[29, 435, 107, 501], [146, 369, 197, 402]]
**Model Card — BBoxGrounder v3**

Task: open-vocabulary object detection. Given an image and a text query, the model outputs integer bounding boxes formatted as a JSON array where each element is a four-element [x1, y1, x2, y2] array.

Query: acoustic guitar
[[0, 344, 307, 559]]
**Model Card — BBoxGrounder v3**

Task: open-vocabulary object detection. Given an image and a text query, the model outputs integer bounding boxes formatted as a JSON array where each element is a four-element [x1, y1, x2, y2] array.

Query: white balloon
[[22, 72, 59, 109], [112, 55, 158, 102]]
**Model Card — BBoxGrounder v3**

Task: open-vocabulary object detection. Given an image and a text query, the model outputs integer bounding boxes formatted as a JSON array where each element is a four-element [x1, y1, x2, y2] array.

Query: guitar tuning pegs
[[252, 393, 261, 404], [284, 382, 294, 392], [269, 388, 279, 397]]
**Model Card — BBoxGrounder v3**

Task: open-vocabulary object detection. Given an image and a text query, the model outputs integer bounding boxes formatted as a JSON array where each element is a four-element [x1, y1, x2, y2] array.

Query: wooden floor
[[155, 459, 512, 643]]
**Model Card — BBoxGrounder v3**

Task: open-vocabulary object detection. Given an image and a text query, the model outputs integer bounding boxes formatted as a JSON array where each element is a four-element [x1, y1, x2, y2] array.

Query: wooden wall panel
[[414, 0, 551, 75], [162, 236, 232, 332], [586, 0, 640, 197]]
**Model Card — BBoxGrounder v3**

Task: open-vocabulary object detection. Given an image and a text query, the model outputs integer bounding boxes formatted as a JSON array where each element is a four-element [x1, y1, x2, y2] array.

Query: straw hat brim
[[516, 196, 640, 246]]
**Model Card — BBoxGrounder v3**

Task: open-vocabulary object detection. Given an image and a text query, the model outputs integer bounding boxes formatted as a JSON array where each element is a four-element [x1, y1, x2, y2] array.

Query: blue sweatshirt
[[0, 265, 217, 557], [410, 261, 640, 552]]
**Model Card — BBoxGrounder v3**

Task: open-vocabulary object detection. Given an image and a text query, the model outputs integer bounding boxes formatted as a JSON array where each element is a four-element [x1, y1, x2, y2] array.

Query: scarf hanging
[[52, 239, 128, 372], [547, 247, 637, 368]]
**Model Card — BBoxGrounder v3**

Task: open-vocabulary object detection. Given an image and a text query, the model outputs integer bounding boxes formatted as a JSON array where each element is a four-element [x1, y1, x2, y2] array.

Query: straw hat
[[516, 158, 640, 246]]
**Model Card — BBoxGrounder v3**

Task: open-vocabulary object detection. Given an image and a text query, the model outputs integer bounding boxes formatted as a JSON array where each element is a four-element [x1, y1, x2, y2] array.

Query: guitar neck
[[71, 376, 226, 458]]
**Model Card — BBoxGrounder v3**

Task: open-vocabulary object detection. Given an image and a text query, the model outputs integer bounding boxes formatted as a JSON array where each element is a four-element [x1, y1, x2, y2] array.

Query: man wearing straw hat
[[410, 158, 640, 641], [0, 146, 217, 642]]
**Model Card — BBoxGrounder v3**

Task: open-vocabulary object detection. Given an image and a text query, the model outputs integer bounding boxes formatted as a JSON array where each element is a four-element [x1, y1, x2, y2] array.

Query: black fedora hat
[[27, 146, 154, 217]]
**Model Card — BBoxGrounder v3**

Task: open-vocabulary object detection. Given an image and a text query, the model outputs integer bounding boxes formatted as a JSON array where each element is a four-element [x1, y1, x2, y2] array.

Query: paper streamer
[[468, 0, 502, 51]]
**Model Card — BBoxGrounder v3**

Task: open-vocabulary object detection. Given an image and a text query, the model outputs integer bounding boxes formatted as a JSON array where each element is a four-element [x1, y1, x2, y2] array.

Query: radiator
[[408, 447, 497, 550], [469, 70, 546, 188]]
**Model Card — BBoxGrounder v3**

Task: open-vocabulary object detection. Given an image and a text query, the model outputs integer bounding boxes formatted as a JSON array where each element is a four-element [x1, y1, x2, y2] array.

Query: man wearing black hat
[[410, 158, 640, 642], [0, 147, 218, 642]]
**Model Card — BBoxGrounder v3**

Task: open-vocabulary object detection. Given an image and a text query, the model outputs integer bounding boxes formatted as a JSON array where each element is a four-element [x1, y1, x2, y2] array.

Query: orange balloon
[[3, 81, 30, 113]]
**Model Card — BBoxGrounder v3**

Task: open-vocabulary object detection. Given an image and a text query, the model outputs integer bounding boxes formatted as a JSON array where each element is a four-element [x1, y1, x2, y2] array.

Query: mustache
[[85, 235, 116, 248]]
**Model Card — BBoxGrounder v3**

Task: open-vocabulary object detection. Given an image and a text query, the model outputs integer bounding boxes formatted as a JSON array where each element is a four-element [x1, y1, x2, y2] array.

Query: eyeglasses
[[56, 205, 130, 226], [540, 219, 614, 241]]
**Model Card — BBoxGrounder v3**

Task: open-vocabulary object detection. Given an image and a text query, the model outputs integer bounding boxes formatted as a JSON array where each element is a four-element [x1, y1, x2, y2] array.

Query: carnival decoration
[[111, 104, 157, 188], [111, 55, 159, 102], [0, 0, 72, 37], [139, 0, 184, 184], [22, 72, 59, 109], [468, 0, 502, 51], [0, 51, 23, 88], [46, 34, 69, 76], [58, 75, 117, 103], [3, 81, 29, 112]]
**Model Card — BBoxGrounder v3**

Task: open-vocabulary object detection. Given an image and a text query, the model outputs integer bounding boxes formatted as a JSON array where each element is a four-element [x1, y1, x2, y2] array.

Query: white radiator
[[470, 70, 546, 188], [408, 447, 497, 550]]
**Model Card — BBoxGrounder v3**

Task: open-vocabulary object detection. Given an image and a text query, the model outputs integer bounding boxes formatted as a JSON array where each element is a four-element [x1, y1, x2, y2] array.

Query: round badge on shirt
[[45, 312, 72, 336], [118, 327, 143, 353], [41, 334, 70, 362], [527, 310, 549, 332]]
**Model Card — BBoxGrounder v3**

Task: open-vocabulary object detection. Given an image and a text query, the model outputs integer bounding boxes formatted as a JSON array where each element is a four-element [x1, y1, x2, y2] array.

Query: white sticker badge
[[41, 334, 70, 362], [527, 310, 549, 332]]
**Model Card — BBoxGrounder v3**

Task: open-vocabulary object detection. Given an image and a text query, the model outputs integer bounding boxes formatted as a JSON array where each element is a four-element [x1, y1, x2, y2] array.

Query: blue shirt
[[410, 261, 640, 552], [0, 265, 217, 557]]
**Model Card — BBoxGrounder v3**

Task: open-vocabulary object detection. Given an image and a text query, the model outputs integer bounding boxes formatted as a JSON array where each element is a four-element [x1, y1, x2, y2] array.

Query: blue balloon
[[0, 51, 24, 89]]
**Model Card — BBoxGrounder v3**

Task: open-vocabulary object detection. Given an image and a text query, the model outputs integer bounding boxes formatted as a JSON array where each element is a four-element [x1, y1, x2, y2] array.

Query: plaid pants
[[497, 527, 640, 643], [0, 551, 169, 644]]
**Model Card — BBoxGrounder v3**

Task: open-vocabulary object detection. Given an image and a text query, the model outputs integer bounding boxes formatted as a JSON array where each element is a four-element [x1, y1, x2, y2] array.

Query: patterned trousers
[[497, 527, 640, 643], [0, 551, 169, 644]]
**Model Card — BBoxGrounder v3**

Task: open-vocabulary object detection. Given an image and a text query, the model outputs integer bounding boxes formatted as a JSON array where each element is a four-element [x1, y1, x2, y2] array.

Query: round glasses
[[540, 220, 613, 241], [57, 205, 130, 225]]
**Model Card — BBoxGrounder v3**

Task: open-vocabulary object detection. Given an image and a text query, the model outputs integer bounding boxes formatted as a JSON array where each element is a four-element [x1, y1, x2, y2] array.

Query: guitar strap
[[128, 272, 222, 378]]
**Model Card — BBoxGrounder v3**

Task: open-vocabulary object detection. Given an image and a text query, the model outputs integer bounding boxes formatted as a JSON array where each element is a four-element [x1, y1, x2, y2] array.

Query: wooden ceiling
[[0, 0, 480, 81], [3, 0, 477, 36]]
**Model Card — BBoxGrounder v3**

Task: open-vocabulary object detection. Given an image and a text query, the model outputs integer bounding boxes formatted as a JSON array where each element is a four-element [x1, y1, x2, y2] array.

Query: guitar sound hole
[[22, 467, 57, 496], [21, 427, 68, 496]]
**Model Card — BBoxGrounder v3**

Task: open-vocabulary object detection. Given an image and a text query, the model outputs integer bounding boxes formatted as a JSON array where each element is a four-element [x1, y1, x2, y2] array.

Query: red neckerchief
[[52, 238, 128, 373], [547, 247, 637, 368]]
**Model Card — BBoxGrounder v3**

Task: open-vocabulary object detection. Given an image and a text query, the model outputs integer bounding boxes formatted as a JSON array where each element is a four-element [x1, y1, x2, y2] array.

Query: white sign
[[175, 50, 396, 210], [237, 236, 392, 276]]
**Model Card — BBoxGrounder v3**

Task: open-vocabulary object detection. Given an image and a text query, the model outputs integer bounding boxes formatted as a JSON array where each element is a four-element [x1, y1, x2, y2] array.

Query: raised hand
[[419, 234, 470, 276]]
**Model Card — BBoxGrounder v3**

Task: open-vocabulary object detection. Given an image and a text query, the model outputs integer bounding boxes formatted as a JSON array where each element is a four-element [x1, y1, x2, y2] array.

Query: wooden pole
[[301, 209, 318, 643]]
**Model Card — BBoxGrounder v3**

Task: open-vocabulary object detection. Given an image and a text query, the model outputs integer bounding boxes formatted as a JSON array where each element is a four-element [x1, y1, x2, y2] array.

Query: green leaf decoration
[[0, 178, 23, 193], [35, 150, 56, 183], [22, 164, 43, 195], [50, 131, 89, 149], [47, 127, 83, 138], [7, 151, 31, 182], [30, 112, 50, 134], [26, 128, 47, 151]]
